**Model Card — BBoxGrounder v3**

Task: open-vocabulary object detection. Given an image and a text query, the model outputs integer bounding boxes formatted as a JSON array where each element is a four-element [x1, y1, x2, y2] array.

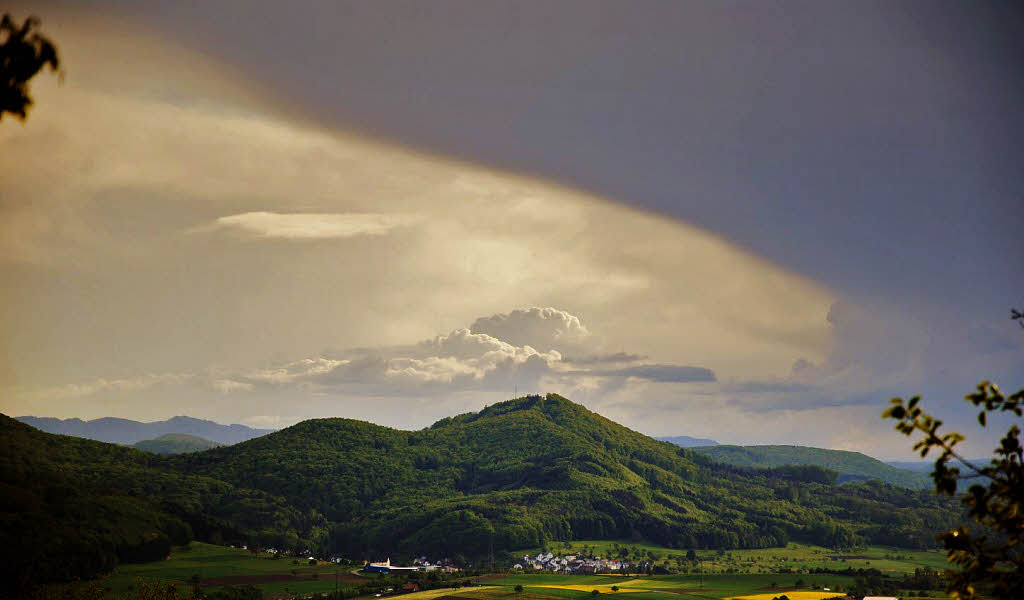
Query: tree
[[882, 309, 1023, 600], [1, 13, 59, 120]]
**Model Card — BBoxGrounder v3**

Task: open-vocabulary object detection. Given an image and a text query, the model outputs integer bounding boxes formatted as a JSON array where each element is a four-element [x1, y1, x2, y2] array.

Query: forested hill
[[133, 433, 222, 454], [0, 415, 309, 596], [3, 395, 962, 593], [172, 394, 958, 558], [685, 444, 932, 489]]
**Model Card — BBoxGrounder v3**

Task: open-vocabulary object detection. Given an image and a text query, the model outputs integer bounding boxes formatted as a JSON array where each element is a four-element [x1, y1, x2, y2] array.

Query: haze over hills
[[15, 415, 274, 445], [2, 394, 962, 594], [132, 433, 222, 454], [682, 444, 933, 490], [655, 435, 719, 448], [884, 459, 990, 473]]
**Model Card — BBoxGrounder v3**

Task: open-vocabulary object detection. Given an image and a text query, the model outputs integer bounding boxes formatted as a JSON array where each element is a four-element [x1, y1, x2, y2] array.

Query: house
[[365, 558, 392, 573]]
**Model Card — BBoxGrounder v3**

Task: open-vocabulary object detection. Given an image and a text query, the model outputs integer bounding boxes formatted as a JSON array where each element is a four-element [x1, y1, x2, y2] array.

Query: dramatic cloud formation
[[14, 307, 724, 429], [90, 308, 717, 398], [2, 6, 1019, 460]]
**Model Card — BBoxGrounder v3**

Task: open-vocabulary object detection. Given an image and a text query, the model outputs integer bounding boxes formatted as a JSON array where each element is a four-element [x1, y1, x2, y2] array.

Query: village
[[363, 557, 462, 574], [512, 552, 637, 574]]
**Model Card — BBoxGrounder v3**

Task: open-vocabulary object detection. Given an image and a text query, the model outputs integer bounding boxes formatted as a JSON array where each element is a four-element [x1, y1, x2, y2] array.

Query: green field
[[63, 540, 958, 599], [523, 540, 950, 574], [96, 542, 367, 598]]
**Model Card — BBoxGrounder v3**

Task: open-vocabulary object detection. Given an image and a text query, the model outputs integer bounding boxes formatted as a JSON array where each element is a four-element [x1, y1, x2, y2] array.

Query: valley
[[58, 541, 953, 599], [2, 395, 967, 599]]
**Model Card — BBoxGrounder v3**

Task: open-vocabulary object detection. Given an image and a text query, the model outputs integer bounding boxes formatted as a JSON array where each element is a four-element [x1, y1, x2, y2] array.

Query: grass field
[[98, 542, 366, 598], [71, 540, 955, 599], [526, 540, 950, 574]]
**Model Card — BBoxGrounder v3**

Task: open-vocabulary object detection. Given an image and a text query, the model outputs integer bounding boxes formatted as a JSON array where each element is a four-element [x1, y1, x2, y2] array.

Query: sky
[[1, 1, 1021, 460]]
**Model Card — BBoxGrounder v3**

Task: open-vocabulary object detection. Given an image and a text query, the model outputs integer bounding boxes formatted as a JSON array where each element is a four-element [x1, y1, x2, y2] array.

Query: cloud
[[0, 13, 846, 438], [212, 379, 254, 393], [36, 373, 194, 400], [193, 212, 416, 240], [25, 308, 712, 412], [562, 352, 647, 365], [722, 381, 814, 394], [469, 307, 591, 352], [583, 364, 717, 383]]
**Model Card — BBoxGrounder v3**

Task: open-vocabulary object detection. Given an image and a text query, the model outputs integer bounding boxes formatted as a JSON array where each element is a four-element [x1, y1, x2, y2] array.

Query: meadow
[[96, 542, 365, 598], [70, 540, 957, 599], [524, 540, 950, 575]]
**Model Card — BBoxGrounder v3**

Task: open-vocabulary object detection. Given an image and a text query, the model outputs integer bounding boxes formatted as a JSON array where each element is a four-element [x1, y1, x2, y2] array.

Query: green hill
[[3, 395, 962, 594], [686, 444, 932, 489], [172, 394, 958, 558], [0, 415, 313, 596], [133, 432, 222, 454]]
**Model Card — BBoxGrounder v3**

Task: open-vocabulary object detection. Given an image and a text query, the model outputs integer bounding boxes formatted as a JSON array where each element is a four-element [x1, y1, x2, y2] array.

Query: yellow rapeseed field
[[532, 585, 650, 593], [400, 586, 499, 600], [731, 592, 842, 600]]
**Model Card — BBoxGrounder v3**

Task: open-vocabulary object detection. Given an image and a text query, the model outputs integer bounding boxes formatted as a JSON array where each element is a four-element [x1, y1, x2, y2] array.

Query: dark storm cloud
[[113, 0, 1023, 319], [9, 1, 1021, 455]]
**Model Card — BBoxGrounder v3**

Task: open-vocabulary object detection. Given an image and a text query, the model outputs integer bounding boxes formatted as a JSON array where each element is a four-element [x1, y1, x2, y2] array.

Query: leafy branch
[[1, 13, 60, 120], [882, 307, 1024, 599]]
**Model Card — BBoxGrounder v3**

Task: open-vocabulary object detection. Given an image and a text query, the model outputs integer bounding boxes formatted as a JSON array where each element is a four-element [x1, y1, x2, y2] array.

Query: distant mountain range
[[132, 433, 222, 454], [676, 444, 933, 489], [15, 415, 274, 445], [655, 435, 719, 447]]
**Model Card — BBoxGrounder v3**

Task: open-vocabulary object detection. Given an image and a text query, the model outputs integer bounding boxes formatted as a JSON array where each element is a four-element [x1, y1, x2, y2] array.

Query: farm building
[[363, 558, 426, 574]]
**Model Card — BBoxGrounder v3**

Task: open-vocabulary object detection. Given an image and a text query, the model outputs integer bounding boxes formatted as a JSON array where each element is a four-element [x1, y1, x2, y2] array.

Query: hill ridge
[[132, 433, 223, 454], [685, 443, 932, 489]]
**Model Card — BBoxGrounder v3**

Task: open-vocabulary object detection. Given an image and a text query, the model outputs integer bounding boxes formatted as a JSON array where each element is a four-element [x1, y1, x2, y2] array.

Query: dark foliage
[[885, 380, 1023, 600], [0, 416, 309, 597], [1, 13, 59, 120]]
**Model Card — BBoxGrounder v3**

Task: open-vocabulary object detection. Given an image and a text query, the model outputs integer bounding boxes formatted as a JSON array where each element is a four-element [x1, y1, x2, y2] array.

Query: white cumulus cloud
[[469, 307, 591, 352]]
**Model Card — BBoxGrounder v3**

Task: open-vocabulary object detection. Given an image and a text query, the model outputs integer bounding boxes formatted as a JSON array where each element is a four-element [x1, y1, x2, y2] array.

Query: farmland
[[52, 541, 957, 599], [96, 543, 367, 598], [521, 540, 950, 575]]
